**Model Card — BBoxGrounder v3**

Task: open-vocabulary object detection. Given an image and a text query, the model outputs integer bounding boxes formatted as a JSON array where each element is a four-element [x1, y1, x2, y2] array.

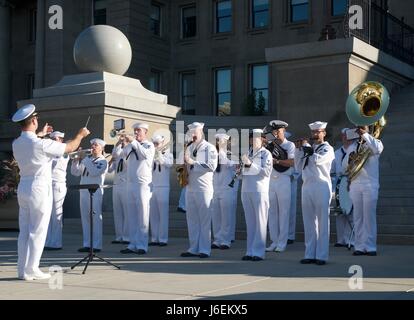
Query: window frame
[[149, 69, 162, 93], [251, 0, 270, 29], [330, 0, 347, 17], [289, 0, 309, 23], [215, 0, 233, 34], [250, 64, 269, 113], [181, 4, 197, 39], [150, 2, 162, 37], [180, 71, 196, 115], [214, 67, 232, 116], [93, 0, 108, 25], [28, 8, 37, 43]]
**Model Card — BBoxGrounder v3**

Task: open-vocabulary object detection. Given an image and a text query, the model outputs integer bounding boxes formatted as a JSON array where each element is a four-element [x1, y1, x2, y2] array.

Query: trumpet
[[66, 149, 92, 159], [109, 129, 134, 139], [154, 141, 171, 161]]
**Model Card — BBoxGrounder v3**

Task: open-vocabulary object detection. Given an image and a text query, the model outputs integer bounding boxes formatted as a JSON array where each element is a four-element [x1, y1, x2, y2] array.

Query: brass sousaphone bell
[[345, 81, 390, 181]]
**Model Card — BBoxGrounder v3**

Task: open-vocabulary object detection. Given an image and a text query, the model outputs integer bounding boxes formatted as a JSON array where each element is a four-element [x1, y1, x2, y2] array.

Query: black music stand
[[69, 184, 120, 274]]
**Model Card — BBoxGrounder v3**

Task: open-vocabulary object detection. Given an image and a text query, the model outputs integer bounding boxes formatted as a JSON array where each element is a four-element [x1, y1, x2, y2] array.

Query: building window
[[331, 0, 347, 16], [181, 72, 196, 115], [149, 69, 162, 93], [216, 0, 232, 33], [251, 64, 269, 112], [182, 5, 197, 38], [28, 8, 37, 42], [215, 68, 231, 116], [252, 0, 269, 28], [93, 0, 107, 25], [27, 74, 35, 98], [290, 0, 308, 22], [150, 3, 162, 36]]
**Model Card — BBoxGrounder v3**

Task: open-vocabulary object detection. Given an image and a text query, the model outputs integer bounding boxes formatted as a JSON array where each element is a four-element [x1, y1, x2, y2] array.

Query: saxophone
[[176, 140, 194, 187]]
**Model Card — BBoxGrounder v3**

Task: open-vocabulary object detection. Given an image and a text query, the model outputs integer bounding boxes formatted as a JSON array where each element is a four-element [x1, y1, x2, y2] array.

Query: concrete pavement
[[1, 230, 414, 300]]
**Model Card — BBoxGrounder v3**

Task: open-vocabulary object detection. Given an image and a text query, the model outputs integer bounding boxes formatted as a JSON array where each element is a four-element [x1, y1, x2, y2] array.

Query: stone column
[[35, 0, 46, 89], [0, 3, 11, 118]]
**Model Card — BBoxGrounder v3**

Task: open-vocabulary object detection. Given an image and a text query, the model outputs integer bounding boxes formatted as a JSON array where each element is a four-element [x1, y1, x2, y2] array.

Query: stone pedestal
[[17, 72, 180, 218]]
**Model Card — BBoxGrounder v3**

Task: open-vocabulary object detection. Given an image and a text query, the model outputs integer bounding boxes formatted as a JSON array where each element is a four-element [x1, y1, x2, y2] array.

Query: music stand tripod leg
[[94, 254, 121, 269]]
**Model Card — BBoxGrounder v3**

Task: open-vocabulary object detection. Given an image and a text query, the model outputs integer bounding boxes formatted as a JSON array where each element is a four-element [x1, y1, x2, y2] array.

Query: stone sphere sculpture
[[73, 25, 132, 75]]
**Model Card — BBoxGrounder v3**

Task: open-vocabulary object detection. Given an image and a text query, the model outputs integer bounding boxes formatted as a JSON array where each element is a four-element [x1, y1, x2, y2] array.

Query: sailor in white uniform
[[181, 122, 218, 258], [241, 129, 272, 261], [344, 126, 384, 256], [120, 123, 155, 255], [12, 104, 89, 280], [44, 131, 70, 250], [108, 134, 129, 244], [211, 133, 237, 249], [294, 121, 335, 265], [265, 120, 295, 253], [71, 138, 108, 252], [333, 128, 355, 247], [149, 135, 173, 246]]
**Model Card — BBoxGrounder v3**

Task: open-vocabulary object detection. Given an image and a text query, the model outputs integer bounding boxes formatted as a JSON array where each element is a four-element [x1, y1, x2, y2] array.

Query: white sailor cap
[[90, 138, 106, 147], [215, 133, 230, 141], [132, 122, 149, 130], [269, 120, 288, 130], [308, 121, 328, 131], [253, 129, 263, 134], [341, 128, 350, 134], [285, 131, 292, 139], [49, 131, 65, 139], [187, 122, 204, 131], [152, 134, 165, 144], [12, 104, 37, 123]]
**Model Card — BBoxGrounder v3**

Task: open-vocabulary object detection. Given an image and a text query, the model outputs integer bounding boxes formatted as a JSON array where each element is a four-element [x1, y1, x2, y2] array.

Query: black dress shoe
[[366, 251, 377, 256], [177, 207, 186, 213], [211, 244, 220, 249], [287, 239, 294, 245], [315, 259, 326, 265], [112, 240, 122, 244], [149, 242, 159, 246], [44, 247, 62, 251], [242, 255, 253, 261], [180, 252, 198, 257], [300, 259, 316, 264], [334, 243, 346, 247], [93, 249, 101, 253], [220, 245, 230, 250], [121, 241, 130, 245], [136, 249, 146, 255], [353, 250, 366, 256], [231, 240, 235, 243], [78, 247, 90, 252], [120, 248, 135, 254], [252, 256, 263, 261], [159, 242, 168, 247], [199, 253, 209, 258]]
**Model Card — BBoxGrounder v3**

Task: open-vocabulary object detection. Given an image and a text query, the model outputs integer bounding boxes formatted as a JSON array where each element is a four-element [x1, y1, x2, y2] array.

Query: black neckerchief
[[116, 158, 124, 173], [82, 156, 99, 177], [303, 143, 326, 170]]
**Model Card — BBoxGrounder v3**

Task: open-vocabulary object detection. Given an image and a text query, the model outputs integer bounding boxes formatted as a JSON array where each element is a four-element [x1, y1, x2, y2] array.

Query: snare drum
[[331, 176, 353, 215]]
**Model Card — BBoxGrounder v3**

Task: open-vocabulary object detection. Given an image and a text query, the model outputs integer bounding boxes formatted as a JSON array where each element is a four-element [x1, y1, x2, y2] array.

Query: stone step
[[376, 214, 414, 225], [378, 189, 414, 197], [377, 206, 414, 215], [378, 197, 414, 206]]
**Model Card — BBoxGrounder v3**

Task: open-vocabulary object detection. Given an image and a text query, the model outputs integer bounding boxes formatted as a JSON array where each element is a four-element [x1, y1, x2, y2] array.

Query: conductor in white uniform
[[12, 104, 89, 280], [294, 121, 335, 265]]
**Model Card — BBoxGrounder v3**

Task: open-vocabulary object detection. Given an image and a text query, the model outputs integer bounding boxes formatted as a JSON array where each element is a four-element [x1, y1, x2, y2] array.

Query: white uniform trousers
[[212, 190, 233, 247], [127, 183, 151, 252], [288, 178, 298, 240], [45, 182, 67, 248], [302, 182, 331, 261], [242, 192, 269, 259], [150, 186, 170, 243], [17, 179, 53, 276], [268, 175, 291, 251], [335, 214, 354, 245], [80, 188, 103, 249], [112, 184, 129, 242], [230, 183, 239, 241], [178, 187, 186, 210], [185, 191, 213, 256], [349, 183, 378, 252]]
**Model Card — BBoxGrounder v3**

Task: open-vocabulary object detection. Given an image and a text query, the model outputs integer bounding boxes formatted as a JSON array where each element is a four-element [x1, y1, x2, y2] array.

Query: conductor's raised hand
[[77, 127, 90, 139]]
